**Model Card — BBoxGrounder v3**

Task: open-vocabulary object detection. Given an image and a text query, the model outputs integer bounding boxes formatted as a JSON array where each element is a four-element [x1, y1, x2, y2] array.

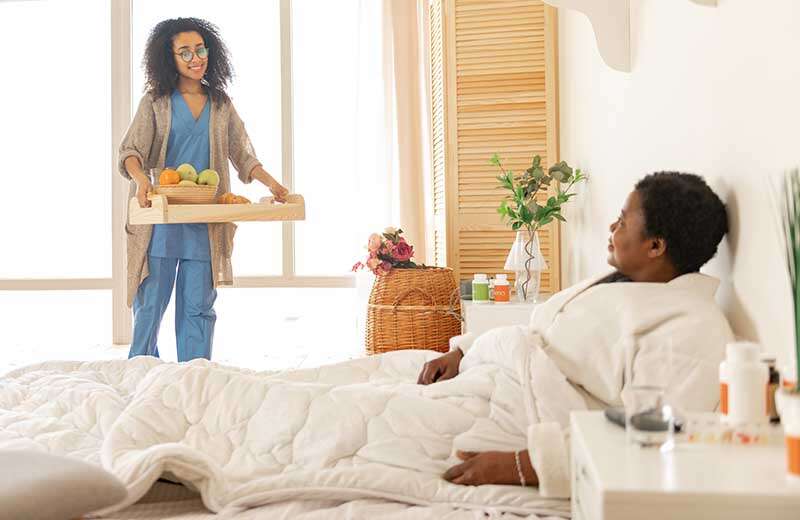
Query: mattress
[[104, 481, 557, 519]]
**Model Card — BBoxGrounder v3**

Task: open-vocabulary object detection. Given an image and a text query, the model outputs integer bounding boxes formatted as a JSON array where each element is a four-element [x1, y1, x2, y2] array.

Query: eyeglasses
[[174, 46, 209, 63]]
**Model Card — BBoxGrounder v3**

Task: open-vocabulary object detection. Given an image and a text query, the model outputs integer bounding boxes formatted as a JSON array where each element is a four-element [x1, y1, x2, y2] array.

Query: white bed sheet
[[104, 481, 558, 519]]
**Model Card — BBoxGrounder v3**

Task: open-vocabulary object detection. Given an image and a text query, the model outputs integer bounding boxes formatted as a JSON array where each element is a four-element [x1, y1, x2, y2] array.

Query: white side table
[[460, 299, 540, 336], [570, 411, 800, 520]]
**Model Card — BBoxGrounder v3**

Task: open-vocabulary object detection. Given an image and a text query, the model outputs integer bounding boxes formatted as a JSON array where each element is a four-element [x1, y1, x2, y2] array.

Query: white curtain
[[353, 0, 432, 334], [354, 0, 432, 263]]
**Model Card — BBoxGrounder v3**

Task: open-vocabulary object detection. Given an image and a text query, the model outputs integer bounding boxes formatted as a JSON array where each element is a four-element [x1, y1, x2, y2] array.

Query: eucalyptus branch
[[492, 154, 588, 300]]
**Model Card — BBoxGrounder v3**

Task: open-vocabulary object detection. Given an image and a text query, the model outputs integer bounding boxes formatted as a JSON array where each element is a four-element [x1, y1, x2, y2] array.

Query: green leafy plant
[[778, 168, 800, 392], [492, 153, 587, 299]]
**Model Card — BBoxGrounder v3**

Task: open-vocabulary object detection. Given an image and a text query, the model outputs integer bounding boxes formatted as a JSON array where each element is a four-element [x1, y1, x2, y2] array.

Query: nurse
[[118, 18, 288, 361]]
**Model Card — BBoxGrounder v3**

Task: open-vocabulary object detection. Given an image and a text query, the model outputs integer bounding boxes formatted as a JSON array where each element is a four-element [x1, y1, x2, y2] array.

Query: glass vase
[[505, 230, 546, 303], [515, 268, 541, 302]]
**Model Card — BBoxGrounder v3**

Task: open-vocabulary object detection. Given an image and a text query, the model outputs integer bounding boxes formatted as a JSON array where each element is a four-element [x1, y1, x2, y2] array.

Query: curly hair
[[635, 172, 728, 274], [142, 17, 233, 103]]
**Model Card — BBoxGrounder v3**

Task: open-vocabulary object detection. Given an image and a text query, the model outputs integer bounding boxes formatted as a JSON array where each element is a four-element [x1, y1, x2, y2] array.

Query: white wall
[[558, 0, 799, 367]]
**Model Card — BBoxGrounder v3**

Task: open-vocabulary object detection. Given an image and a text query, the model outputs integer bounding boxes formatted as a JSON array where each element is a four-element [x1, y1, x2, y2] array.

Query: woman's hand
[[125, 157, 152, 208], [135, 177, 153, 208], [443, 450, 538, 487], [268, 179, 289, 203], [249, 166, 289, 203], [417, 348, 463, 385]]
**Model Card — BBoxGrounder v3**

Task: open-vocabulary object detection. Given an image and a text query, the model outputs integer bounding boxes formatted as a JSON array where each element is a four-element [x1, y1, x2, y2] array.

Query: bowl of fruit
[[155, 164, 219, 204]]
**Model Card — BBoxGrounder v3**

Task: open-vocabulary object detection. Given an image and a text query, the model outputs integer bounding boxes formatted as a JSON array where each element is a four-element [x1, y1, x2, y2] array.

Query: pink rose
[[377, 261, 393, 276], [366, 257, 380, 271], [351, 261, 364, 272], [392, 240, 414, 262], [367, 233, 382, 252]]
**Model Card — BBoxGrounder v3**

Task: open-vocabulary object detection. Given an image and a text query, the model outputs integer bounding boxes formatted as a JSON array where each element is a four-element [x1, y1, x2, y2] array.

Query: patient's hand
[[417, 348, 463, 385], [443, 450, 538, 487]]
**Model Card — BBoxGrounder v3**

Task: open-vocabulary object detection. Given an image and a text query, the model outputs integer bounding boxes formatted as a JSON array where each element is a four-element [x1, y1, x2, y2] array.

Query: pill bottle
[[494, 274, 510, 303], [472, 274, 489, 304]]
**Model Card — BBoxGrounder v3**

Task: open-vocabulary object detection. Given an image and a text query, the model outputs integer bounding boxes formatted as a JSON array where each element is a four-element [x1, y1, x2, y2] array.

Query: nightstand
[[570, 411, 800, 520], [460, 299, 540, 336]]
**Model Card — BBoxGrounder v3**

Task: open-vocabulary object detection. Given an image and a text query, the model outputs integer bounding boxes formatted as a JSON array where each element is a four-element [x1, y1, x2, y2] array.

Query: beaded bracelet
[[514, 450, 527, 487]]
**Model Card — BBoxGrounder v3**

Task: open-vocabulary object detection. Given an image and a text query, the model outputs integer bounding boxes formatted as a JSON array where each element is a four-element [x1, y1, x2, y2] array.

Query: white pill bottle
[[720, 342, 768, 426]]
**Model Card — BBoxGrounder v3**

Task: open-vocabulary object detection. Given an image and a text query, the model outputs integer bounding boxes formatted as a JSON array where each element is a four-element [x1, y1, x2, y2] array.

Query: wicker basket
[[366, 267, 462, 355], [154, 185, 218, 204]]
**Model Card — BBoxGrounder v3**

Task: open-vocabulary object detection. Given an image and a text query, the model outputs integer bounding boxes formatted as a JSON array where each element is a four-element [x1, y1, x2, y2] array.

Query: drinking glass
[[625, 384, 676, 450]]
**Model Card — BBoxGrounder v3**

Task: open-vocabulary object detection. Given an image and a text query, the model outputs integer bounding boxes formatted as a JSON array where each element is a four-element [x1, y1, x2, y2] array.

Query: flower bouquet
[[353, 228, 460, 355], [352, 227, 417, 276]]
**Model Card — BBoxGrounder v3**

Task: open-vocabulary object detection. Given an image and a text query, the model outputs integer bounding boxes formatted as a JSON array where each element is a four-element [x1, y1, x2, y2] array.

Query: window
[[1, 1, 383, 351], [294, 0, 372, 275], [0, 0, 111, 278]]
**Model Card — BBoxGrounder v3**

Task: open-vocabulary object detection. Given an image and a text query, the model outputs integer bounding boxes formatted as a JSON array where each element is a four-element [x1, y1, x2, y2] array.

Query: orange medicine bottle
[[494, 274, 510, 303], [719, 362, 728, 415]]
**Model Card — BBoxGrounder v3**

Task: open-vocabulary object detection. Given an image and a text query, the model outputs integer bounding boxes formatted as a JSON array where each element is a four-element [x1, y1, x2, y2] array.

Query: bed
[[0, 326, 574, 519]]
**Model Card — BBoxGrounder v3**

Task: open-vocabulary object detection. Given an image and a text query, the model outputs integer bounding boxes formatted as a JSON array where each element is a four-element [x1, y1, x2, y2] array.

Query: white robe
[[452, 271, 734, 497]]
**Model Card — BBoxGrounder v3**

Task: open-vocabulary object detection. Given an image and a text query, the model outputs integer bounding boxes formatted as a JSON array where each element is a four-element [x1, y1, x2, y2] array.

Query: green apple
[[198, 169, 220, 187], [177, 163, 198, 182], [178, 179, 197, 186]]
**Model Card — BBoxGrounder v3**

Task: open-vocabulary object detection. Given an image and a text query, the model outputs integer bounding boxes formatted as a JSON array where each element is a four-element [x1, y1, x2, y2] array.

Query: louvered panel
[[431, 0, 445, 216], [458, 156, 549, 166], [456, 53, 545, 64], [457, 114, 546, 124], [455, 27, 544, 40], [434, 228, 445, 267], [458, 95, 545, 108], [457, 49, 543, 63], [430, 0, 448, 267], [456, 20, 543, 33], [458, 129, 544, 138], [457, 79, 544, 92], [455, 0, 540, 10], [448, 0, 559, 295], [457, 15, 544, 28], [460, 199, 553, 212], [458, 185, 551, 197], [429, 1, 558, 293], [457, 36, 543, 48], [459, 227, 554, 290], [456, 30, 544, 44]]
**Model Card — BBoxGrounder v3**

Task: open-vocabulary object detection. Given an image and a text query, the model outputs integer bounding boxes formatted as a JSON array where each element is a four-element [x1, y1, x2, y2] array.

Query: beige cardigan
[[118, 92, 262, 307]]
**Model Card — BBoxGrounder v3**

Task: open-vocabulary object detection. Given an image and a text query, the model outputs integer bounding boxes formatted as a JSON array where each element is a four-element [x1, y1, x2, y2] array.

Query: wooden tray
[[128, 193, 305, 224]]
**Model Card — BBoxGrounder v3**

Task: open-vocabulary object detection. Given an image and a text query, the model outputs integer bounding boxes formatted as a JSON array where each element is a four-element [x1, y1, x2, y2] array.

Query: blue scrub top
[[149, 90, 212, 261]]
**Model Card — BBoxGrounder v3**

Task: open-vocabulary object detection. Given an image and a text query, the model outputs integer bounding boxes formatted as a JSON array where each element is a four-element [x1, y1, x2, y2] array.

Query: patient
[[419, 171, 731, 492]]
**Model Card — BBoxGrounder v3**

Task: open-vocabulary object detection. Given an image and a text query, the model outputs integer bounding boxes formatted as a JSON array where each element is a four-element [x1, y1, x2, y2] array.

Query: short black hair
[[635, 172, 728, 274], [142, 17, 233, 103]]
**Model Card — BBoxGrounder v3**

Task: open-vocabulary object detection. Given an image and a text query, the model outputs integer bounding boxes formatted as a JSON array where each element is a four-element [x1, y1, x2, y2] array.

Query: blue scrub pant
[[129, 256, 217, 361]]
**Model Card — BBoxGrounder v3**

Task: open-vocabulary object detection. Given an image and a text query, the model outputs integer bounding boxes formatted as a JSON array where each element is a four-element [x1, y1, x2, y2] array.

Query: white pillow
[[0, 450, 127, 520]]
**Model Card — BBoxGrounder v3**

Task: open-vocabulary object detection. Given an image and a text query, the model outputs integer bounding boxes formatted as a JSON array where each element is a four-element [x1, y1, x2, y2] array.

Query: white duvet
[[0, 326, 574, 518], [0, 272, 733, 518]]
